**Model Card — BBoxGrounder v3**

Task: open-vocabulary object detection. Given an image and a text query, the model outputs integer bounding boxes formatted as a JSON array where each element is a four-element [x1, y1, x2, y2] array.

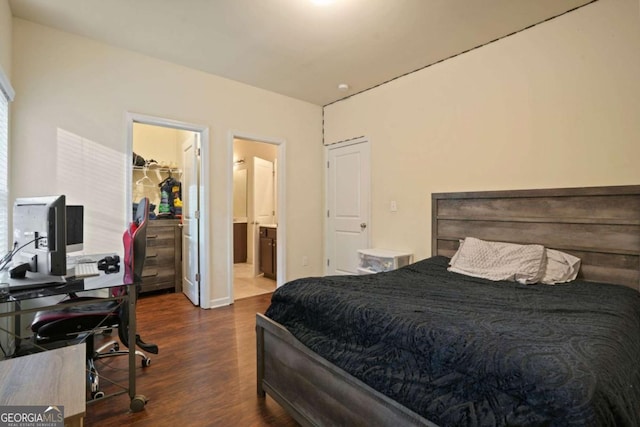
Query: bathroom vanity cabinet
[[234, 222, 248, 263], [259, 226, 277, 280]]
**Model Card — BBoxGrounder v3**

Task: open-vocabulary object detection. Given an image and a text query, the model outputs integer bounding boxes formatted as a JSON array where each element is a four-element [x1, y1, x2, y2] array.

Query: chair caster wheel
[[141, 357, 151, 368], [92, 391, 105, 400], [130, 395, 147, 412]]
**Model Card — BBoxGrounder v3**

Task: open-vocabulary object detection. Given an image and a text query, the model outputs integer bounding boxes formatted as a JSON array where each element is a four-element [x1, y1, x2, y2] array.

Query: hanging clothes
[[171, 181, 183, 218], [158, 177, 182, 218]]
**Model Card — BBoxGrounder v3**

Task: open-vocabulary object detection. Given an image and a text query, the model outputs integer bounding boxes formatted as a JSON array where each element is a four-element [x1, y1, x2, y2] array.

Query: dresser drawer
[[141, 266, 174, 280], [140, 264, 176, 291], [140, 273, 176, 293], [146, 226, 175, 248], [145, 246, 176, 265]]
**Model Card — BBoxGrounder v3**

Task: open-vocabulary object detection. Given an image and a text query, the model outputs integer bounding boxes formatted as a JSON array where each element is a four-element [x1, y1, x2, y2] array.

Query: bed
[[256, 185, 640, 426]]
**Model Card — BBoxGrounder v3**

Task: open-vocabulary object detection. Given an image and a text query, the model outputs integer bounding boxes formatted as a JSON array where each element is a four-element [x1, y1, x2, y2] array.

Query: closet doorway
[[126, 113, 210, 308], [231, 135, 285, 300]]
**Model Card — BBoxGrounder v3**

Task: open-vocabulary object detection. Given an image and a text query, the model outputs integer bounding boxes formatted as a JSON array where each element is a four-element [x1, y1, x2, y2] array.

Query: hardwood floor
[[85, 292, 298, 426]]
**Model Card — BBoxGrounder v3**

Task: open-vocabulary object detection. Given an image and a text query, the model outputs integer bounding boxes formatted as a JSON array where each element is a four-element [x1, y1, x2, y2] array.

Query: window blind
[[0, 67, 14, 357], [0, 94, 7, 252], [0, 66, 14, 254]]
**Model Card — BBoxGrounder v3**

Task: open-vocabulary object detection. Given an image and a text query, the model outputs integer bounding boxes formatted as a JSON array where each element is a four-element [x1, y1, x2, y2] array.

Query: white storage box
[[357, 248, 413, 274]]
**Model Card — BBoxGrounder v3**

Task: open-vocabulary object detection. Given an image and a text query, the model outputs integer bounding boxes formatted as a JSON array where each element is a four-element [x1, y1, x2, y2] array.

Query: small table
[[0, 343, 86, 427]]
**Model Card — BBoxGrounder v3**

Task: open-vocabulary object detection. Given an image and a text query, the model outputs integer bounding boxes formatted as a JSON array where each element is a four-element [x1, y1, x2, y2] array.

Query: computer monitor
[[66, 205, 84, 253], [12, 195, 67, 276]]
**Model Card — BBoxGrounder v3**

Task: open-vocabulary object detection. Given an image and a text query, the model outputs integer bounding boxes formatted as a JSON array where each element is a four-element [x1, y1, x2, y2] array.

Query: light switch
[[390, 200, 397, 212]]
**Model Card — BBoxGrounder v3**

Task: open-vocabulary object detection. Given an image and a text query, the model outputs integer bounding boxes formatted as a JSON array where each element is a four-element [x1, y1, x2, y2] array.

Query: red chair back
[[123, 198, 149, 285]]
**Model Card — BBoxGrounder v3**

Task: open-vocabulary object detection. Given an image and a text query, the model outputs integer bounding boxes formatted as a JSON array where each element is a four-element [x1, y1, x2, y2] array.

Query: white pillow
[[448, 237, 546, 284], [541, 249, 581, 284]]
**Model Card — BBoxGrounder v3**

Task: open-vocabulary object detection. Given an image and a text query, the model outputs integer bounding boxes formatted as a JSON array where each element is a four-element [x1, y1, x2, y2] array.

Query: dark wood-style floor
[[84, 292, 298, 426]]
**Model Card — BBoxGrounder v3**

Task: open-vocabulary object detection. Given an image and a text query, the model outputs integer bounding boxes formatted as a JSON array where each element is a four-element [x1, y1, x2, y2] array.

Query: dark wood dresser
[[141, 219, 182, 293]]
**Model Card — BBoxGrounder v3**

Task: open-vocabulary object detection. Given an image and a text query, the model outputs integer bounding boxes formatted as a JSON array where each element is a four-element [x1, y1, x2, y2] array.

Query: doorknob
[[360, 223, 367, 229]]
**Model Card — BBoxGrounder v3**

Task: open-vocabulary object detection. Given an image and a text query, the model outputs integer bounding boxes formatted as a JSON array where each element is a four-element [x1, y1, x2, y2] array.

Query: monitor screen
[[12, 195, 67, 276], [66, 205, 84, 253]]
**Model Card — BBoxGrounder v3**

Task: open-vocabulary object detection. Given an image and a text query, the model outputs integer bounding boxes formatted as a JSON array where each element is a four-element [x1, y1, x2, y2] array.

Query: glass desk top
[[0, 253, 127, 303]]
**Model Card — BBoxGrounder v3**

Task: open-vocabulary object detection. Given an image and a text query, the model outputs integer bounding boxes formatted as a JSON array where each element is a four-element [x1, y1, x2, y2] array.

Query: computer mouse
[[9, 263, 29, 279]]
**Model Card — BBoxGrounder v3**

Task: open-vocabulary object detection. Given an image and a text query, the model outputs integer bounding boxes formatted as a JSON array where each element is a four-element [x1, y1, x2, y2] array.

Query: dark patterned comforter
[[265, 256, 640, 426]]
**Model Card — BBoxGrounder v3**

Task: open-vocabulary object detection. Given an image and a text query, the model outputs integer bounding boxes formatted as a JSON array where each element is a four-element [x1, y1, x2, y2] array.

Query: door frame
[[227, 131, 286, 302], [324, 136, 371, 275], [125, 112, 211, 308]]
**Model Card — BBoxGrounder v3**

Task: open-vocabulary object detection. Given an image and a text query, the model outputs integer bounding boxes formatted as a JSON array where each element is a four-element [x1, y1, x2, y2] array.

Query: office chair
[[30, 197, 158, 399]]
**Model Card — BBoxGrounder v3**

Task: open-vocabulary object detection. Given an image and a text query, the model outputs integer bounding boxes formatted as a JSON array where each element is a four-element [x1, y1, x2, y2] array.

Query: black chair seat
[[31, 297, 120, 340]]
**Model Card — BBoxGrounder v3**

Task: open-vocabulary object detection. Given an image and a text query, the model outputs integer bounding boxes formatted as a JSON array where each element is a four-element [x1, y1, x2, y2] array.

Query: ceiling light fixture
[[337, 83, 349, 91]]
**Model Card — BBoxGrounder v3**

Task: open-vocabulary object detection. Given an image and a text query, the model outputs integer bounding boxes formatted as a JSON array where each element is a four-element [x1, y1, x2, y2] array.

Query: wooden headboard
[[432, 185, 640, 290]]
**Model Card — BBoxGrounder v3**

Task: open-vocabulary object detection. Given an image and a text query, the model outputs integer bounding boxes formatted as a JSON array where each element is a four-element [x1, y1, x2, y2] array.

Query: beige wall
[[0, 0, 11, 78], [10, 19, 323, 307], [233, 137, 278, 164], [324, 0, 640, 262], [133, 123, 188, 170]]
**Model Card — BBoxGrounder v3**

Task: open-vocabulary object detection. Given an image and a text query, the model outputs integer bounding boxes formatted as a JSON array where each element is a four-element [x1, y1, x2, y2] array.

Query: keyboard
[[72, 262, 100, 278]]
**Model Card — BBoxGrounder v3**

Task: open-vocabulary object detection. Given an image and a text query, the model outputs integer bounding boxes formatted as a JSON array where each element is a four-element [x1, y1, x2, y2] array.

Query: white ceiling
[[9, 0, 593, 106]]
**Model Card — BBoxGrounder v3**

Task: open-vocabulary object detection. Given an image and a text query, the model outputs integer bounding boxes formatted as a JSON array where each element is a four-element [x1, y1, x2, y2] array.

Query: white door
[[327, 140, 370, 275], [252, 157, 275, 277], [182, 133, 200, 305]]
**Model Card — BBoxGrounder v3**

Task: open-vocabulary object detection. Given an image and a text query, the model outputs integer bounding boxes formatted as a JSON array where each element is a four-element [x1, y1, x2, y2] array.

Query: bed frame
[[257, 185, 640, 426]]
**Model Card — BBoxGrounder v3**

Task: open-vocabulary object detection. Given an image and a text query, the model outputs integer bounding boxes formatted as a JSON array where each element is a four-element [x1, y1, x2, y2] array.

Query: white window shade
[[0, 66, 14, 357], [0, 95, 7, 253], [0, 65, 14, 254]]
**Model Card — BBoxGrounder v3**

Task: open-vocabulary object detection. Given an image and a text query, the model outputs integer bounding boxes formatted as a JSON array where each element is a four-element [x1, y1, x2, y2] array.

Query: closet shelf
[[133, 165, 182, 174]]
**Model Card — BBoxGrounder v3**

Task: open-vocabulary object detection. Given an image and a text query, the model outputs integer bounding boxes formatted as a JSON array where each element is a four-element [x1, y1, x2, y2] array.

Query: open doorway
[[126, 113, 210, 308], [231, 136, 285, 300]]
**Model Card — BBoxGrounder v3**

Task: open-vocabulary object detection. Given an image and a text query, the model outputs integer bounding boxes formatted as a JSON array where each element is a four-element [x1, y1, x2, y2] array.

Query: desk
[[0, 343, 86, 427], [0, 255, 148, 412]]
